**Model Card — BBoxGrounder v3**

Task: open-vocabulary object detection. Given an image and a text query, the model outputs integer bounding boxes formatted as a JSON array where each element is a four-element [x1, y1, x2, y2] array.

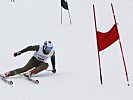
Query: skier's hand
[[52, 69, 56, 73], [14, 51, 21, 57]]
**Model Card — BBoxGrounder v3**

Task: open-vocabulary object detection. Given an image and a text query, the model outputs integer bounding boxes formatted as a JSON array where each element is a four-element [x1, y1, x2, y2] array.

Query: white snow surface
[[0, 0, 133, 100]]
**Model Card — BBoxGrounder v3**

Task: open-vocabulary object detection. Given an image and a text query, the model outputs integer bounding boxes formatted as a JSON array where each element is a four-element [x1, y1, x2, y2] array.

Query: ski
[[26, 77, 39, 84], [20, 74, 39, 84], [0, 75, 13, 85]]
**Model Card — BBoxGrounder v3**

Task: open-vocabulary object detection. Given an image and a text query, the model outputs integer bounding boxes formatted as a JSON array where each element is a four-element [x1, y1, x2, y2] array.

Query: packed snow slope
[[0, 0, 133, 100]]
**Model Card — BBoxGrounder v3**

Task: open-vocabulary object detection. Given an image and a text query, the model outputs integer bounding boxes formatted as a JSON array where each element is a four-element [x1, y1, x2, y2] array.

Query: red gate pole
[[111, 3, 130, 86], [93, 4, 103, 85]]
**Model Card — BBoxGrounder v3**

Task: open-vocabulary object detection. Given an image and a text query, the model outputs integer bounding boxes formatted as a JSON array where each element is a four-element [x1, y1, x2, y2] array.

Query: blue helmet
[[44, 41, 53, 51]]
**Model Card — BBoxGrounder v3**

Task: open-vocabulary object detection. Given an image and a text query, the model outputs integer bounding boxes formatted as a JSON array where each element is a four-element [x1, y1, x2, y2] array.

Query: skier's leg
[[4, 57, 39, 77], [28, 62, 48, 76]]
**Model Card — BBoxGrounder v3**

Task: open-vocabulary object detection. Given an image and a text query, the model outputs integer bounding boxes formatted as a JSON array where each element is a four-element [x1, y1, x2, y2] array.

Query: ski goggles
[[45, 46, 53, 51]]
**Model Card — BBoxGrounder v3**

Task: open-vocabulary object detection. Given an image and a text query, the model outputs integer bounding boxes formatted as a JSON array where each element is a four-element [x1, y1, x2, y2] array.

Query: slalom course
[[0, 0, 133, 100]]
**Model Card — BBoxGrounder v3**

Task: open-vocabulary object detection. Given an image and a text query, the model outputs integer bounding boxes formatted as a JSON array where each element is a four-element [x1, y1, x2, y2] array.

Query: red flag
[[96, 24, 119, 51]]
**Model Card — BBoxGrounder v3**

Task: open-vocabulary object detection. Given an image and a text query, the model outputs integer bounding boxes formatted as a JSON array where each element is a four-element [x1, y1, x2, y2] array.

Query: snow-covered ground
[[0, 0, 133, 100]]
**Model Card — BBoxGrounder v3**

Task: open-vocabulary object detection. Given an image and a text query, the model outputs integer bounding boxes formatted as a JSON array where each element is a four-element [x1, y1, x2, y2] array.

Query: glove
[[52, 69, 56, 73], [14, 52, 21, 57]]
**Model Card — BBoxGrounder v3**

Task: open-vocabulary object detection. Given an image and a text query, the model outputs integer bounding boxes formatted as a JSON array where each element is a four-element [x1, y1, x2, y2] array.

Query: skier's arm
[[51, 51, 56, 73], [14, 45, 39, 57], [19, 45, 39, 53]]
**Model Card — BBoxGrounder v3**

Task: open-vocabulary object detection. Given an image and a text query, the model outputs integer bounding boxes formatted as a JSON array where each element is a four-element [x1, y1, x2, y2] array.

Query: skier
[[1, 41, 56, 79]]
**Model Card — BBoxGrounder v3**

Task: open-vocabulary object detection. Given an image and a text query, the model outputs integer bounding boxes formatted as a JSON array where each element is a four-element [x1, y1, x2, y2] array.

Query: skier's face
[[44, 46, 52, 54], [45, 49, 51, 53]]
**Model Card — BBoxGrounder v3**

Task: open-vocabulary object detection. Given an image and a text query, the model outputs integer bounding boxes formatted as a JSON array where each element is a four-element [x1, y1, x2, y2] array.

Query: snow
[[0, 0, 133, 100]]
